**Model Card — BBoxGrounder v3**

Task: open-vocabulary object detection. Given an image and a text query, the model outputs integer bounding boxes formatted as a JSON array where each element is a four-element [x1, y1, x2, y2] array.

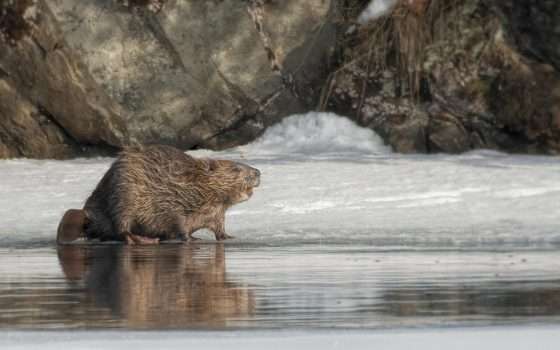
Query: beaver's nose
[[247, 168, 261, 187], [252, 168, 261, 187]]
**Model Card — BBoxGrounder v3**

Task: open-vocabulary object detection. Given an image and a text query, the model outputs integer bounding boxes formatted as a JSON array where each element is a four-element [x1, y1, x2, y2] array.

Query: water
[[1, 244, 559, 330], [0, 112, 559, 341]]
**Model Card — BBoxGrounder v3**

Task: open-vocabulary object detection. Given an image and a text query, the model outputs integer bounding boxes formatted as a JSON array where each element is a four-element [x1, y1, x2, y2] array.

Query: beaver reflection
[[57, 244, 255, 328]]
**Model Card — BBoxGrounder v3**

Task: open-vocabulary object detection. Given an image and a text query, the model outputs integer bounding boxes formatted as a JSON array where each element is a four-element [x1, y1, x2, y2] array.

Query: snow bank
[[241, 112, 390, 156]]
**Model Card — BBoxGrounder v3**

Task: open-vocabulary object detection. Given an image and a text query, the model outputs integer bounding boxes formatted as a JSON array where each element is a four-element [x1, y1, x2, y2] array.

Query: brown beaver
[[57, 145, 260, 244]]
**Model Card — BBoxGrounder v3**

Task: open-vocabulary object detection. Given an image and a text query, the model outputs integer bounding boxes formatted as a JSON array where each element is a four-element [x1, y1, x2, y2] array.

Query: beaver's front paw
[[215, 232, 234, 241]]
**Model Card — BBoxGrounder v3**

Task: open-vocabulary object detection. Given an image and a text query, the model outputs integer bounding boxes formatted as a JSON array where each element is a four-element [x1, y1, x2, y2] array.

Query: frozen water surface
[[0, 113, 559, 347], [2, 327, 560, 350], [1, 112, 558, 248]]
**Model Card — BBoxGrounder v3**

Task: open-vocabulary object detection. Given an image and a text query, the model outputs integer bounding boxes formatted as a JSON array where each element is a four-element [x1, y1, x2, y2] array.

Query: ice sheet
[[2, 327, 560, 350], [0, 112, 559, 248]]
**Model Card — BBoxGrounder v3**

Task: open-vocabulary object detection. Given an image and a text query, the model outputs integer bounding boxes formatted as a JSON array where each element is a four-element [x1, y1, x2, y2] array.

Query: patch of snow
[[358, 0, 398, 24], [240, 112, 390, 156], [22, 1, 39, 22]]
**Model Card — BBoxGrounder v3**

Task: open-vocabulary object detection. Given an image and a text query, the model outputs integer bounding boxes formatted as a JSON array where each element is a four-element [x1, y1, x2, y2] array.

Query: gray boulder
[[50, 0, 335, 150], [0, 0, 335, 158]]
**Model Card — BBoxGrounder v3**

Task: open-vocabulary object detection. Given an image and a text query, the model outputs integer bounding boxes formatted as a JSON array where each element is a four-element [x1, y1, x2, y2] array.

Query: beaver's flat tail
[[57, 209, 88, 244]]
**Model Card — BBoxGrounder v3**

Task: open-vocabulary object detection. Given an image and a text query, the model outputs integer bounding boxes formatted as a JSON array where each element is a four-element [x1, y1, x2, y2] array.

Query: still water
[[1, 243, 559, 330]]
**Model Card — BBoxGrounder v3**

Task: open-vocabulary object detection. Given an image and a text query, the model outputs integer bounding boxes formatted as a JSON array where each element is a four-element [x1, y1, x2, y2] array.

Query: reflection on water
[[0, 244, 254, 329], [0, 245, 559, 329], [59, 244, 255, 328]]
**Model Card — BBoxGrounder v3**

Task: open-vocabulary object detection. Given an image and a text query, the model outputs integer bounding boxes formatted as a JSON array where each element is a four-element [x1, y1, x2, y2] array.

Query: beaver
[[57, 145, 260, 244]]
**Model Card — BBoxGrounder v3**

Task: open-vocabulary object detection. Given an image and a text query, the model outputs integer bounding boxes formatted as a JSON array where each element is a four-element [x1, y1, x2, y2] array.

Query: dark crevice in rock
[[36, 104, 121, 157], [36, 104, 79, 145], [257, 88, 286, 112], [194, 111, 263, 151], [0, 65, 9, 78], [194, 86, 289, 150]]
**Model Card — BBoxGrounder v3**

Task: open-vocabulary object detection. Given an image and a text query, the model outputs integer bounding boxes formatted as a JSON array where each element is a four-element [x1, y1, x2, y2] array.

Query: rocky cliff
[[0, 0, 559, 158], [0, 0, 335, 158], [326, 0, 560, 154]]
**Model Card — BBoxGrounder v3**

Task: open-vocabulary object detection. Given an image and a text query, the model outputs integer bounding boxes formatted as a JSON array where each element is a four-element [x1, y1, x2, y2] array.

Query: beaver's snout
[[248, 168, 260, 187]]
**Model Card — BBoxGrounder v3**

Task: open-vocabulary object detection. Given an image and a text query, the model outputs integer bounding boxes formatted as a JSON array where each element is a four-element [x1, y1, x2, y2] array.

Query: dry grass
[[321, 0, 462, 112]]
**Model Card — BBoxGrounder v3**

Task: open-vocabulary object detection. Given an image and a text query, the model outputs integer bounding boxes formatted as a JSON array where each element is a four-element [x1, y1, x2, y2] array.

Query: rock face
[[2, 0, 560, 158], [50, 0, 335, 150], [0, 79, 77, 159], [326, 0, 560, 154], [0, 0, 334, 158], [498, 1, 560, 71]]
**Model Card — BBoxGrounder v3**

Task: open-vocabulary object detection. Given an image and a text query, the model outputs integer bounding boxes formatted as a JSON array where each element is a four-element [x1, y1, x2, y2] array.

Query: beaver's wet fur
[[57, 145, 260, 244]]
